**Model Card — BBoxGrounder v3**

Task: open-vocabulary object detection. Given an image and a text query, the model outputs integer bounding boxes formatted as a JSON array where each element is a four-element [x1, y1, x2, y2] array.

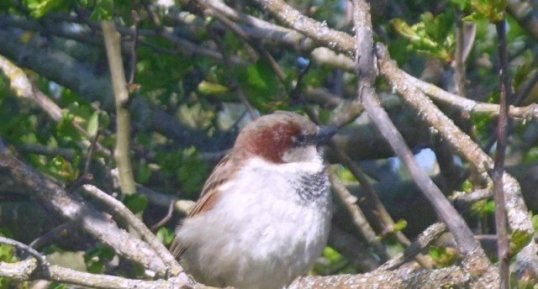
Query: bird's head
[[233, 111, 337, 164]]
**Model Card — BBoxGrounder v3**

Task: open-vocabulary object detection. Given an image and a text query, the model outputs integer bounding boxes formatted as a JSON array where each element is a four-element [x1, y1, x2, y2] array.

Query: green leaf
[[464, 0, 507, 23], [393, 219, 408, 232], [524, 147, 538, 165], [461, 180, 473, 192], [197, 81, 229, 95], [510, 229, 532, 255], [25, 0, 68, 18], [532, 214, 538, 232], [0, 245, 14, 263], [89, 0, 114, 20], [87, 111, 100, 138], [428, 246, 458, 267], [136, 160, 152, 184], [322, 246, 343, 263], [123, 194, 148, 214], [391, 12, 455, 62], [49, 156, 78, 182], [84, 245, 115, 274], [177, 147, 210, 195], [56, 110, 82, 143], [49, 283, 68, 289], [238, 60, 280, 110], [313, 246, 356, 274], [156, 227, 175, 246], [471, 199, 495, 217]]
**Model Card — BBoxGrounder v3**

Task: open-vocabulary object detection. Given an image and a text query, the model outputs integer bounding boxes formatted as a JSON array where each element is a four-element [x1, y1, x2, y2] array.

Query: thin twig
[[196, 0, 258, 60], [329, 170, 388, 260], [29, 222, 76, 250], [128, 10, 140, 86], [290, 58, 313, 105], [102, 20, 137, 196], [151, 200, 176, 231], [0, 236, 47, 266], [378, 223, 447, 271], [493, 19, 511, 289], [84, 130, 101, 177]]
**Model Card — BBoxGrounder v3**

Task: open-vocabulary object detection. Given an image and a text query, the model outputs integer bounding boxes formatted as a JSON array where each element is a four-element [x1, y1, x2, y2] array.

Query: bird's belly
[[179, 185, 331, 289]]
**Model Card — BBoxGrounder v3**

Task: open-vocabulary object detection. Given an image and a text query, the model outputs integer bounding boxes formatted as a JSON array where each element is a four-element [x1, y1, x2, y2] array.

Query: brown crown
[[233, 112, 316, 163]]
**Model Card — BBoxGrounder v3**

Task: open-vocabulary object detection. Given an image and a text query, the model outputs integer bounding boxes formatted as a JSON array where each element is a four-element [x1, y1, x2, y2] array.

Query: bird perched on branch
[[171, 111, 336, 289]]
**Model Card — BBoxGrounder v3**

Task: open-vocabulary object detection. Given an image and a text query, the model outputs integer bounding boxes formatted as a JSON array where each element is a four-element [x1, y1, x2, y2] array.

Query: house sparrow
[[170, 111, 336, 289]]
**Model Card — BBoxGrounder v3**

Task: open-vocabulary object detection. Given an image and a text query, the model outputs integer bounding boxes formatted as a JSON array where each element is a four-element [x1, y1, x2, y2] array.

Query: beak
[[315, 125, 338, 146]]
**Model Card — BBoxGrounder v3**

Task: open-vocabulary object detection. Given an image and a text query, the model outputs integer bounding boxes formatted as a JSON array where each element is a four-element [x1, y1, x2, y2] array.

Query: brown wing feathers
[[170, 154, 237, 259]]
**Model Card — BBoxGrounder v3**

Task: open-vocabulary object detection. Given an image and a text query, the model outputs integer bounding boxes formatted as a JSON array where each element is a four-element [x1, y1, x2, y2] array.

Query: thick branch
[[290, 266, 470, 289], [254, 0, 354, 53], [0, 258, 196, 289], [0, 140, 168, 275]]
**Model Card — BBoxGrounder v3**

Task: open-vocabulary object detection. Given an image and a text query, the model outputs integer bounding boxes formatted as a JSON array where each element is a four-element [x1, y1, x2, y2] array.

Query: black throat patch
[[293, 171, 329, 202]]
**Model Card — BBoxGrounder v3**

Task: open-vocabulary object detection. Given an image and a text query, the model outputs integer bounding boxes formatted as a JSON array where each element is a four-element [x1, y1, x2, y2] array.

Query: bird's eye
[[293, 134, 309, 146]]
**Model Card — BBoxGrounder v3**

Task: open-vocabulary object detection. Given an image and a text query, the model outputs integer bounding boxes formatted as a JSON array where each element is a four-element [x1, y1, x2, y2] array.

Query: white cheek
[[280, 146, 324, 173]]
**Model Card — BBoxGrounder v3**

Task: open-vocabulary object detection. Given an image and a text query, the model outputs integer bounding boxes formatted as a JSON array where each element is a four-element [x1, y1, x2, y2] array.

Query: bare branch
[[102, 21, 137, 196], [82, 184, 182, 274], [253, 0, 354, 53], [0, 236, 47, 266], [493, 19, 512, 289]]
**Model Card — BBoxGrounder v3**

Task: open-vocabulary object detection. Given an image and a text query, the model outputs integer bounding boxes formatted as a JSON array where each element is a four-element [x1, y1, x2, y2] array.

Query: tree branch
[[375, 43, 538, 276], [102, 21, 137, 196], [493, 19, 512, 289], [82, 184, 182, 274], [0, 140, 168, 275], [0, 258, 197, 289], [351, 0, 485, 264]]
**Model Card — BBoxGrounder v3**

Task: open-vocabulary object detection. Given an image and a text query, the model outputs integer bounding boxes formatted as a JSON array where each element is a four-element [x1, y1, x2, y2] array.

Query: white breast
[[177, 156, 332, 289]]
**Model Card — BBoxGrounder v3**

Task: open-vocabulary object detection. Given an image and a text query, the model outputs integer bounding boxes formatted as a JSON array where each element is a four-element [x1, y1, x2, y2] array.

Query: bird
[[170, 111, 336, 289]]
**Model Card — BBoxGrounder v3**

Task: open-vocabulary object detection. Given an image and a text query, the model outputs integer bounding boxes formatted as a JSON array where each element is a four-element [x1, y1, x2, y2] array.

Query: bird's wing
[[170, 153, 237, 259]]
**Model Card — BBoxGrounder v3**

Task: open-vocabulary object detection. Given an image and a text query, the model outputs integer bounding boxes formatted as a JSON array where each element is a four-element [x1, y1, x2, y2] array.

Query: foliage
[[428, 246, 459, 267], [0, 0, 537, 286], [391, 11, 456, 62], [84, 245, 115, 274]]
